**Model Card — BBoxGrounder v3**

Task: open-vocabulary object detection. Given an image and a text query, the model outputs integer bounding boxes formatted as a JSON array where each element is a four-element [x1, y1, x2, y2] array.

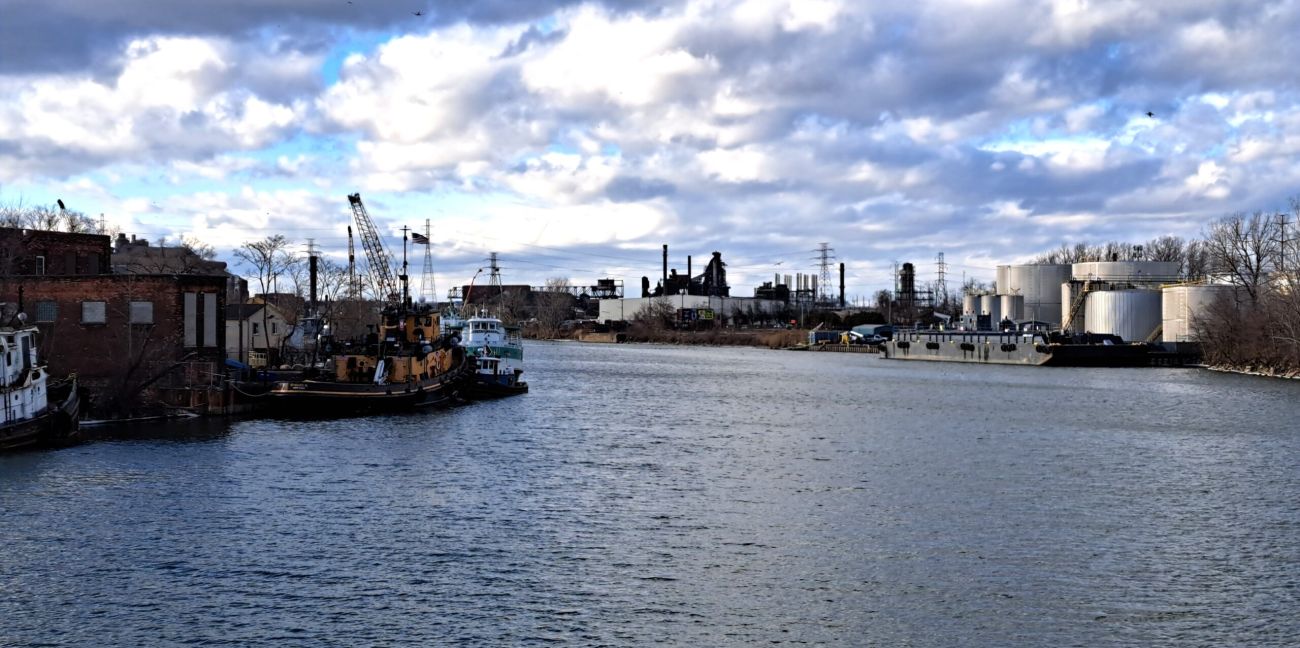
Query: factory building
[[600, 246, 803, 325], [598, 295, 787, 324]]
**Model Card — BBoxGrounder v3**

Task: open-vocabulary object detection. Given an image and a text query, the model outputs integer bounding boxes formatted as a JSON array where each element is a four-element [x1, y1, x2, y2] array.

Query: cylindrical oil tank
[[1084, 289, 1162, 342], [980, 294, 1001, 325], [1000, 294, 1024, 321], [1071, 261, 1181, 282], [1007, 264, 1071, 326], [963, 293, 980, 315], [1162, 285, 1238, 343], [996, 266, 1010, 294]]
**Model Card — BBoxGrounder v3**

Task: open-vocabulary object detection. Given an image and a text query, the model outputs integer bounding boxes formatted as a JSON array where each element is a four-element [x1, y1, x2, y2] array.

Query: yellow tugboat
[[266, 303, 469, 414], [263, 192, 471, 415]]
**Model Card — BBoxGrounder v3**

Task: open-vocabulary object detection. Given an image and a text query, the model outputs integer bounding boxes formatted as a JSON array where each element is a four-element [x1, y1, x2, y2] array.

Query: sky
[[2, 0, 1298, 301]]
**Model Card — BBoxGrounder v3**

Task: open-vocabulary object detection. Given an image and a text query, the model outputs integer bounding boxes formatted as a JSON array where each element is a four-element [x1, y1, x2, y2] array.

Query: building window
[[34, 301, 57, 323], [130, 301, 154, 324], [35, 255, 46, 275], [81, 301, 106, 324], [252, 322, 260, 336], [271, 322, 278, 334]]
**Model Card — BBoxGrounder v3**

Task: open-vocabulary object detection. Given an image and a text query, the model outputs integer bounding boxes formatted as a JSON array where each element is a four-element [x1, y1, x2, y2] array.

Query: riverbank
[[1206, 364, 1300, 380], [532, 327, 806, 349]]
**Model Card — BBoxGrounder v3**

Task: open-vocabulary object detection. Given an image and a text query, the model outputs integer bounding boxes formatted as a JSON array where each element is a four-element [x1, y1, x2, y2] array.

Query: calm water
[[3, 342, 1299, 646]]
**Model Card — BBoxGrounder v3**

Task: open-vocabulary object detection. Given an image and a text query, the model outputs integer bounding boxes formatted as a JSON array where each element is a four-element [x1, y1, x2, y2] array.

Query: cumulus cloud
[[5, 0, 1300, 293]]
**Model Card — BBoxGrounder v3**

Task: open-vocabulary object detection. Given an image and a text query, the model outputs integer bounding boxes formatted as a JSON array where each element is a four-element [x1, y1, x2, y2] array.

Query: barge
[[883, 329, 1153, 367]]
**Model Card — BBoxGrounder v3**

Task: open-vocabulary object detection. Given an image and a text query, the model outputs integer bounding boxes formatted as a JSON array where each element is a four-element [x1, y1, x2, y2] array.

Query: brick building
[[0, 227, 227, 416]]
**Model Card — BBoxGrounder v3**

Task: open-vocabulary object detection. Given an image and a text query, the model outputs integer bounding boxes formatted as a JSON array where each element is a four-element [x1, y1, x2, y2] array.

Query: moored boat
[[458, 311, 528, 398], [1, 321, 80, 452], [265, 303, 471, 415], [883, 328, 1153, 367]]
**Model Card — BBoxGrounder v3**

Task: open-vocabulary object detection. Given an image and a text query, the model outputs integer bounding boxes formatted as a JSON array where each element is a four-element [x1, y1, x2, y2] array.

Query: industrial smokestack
[[662, 244, 668, 288], [687, 255, 692, 282], [309, 255, 318, 313], [839, 262, 845, 307]]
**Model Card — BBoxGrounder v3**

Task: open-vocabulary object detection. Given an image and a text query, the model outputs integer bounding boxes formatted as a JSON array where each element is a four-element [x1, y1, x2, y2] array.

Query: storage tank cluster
[[1060, 261, 1181, 341], [963, 263, 1071, 330], [962, 259, 1233, 346]]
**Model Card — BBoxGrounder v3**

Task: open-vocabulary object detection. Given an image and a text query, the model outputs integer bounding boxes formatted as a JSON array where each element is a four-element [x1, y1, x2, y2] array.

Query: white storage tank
[[1061, 282, 1085, 331], [1071, 261, 1181, 282], [1084, 289, 1162, 342], [980, 294, 1001, 327], [963, 293, 980, 315], [1000, 294, 1025, 321], [1162, 285, 1238, 343], [1007, 264, 1070, 326], [996, 266, 1010, 294]]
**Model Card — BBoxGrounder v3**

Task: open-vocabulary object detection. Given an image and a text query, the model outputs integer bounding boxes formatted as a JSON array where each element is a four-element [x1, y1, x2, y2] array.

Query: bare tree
[[535, 277, 576, 336], [235, 235, 297, 362], [1202, 212, 1280, 302], [181, 235, 217, 260]]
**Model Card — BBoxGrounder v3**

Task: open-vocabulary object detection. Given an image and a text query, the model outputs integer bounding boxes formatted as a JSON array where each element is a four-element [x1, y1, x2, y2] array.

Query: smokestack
[[839, 262, 845, 307], [662, 244, 668, 288], [309, 255, 319, 313], [687, 255, 692, 281]]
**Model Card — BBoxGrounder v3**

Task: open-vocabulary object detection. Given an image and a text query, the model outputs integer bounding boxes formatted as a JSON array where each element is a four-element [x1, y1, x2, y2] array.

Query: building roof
[[225, 303, 266, 321]]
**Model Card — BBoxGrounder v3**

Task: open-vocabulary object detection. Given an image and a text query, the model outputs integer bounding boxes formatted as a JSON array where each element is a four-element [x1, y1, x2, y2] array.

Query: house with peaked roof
[[225, 301, 288, 367]]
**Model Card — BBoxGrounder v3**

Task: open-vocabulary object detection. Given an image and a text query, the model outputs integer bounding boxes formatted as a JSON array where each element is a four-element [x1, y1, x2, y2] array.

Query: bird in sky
[[57, 199, 66, 210], [1146, 111, 1155, 118], [413, 10, 423, 16]]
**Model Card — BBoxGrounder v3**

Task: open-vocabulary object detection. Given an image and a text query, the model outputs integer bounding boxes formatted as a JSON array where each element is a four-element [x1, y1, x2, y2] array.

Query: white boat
[[1, 322, 80, 452], [457, 311, 528, 397]]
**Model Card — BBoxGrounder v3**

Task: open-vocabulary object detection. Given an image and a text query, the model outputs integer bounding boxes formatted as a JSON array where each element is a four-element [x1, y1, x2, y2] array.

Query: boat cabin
[[2, 327, 48, 424]]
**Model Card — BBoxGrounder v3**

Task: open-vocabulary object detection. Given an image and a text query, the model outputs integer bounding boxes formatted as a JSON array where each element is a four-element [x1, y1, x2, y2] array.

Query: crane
[[347, 193, 400, 304]]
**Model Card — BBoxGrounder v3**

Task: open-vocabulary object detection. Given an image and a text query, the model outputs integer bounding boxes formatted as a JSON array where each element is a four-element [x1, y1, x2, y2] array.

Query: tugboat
[[460, 311, 528, 398], [263, 192, 472, 416], [265, 303, 470, 414], [1, 317, 80, 452]]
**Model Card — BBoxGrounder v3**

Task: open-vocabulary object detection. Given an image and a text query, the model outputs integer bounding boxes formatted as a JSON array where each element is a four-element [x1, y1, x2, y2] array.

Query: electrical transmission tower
[[419, 218, 436, 303], [487, 251, 502, 305], [814, 242, 836, 306], [935, 252, 948, 310]]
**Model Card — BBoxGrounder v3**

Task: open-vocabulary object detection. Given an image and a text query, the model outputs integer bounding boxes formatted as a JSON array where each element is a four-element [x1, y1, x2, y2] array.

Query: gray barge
[[883, 330, 1153, 367]]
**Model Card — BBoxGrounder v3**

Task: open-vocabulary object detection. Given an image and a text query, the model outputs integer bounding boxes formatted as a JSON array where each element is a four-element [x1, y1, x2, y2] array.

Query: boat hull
[[466, 374, 529, 398], [0, 383, 80, 452], [264, 376, 465, 416], [883, 331, 1154, 367]]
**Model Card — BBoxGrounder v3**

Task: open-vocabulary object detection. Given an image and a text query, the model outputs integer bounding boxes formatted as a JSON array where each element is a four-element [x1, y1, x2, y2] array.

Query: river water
[[3, 341, 1299, 646]]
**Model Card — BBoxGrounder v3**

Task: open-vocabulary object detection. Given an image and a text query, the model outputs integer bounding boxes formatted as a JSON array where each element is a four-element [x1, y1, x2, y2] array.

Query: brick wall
[[1, 273, 226, 416], [0, 228, 112, 276]]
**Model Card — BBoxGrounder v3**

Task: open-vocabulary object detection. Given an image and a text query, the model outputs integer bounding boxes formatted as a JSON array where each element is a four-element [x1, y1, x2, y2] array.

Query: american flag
[[411, 231, 430, 245]]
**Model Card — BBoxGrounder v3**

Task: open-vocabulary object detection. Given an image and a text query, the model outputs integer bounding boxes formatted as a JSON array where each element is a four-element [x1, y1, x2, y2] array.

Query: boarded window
[[87, 255, 100, 275], [203, 293, 217, 348], [35, 256, 46, 275], [130, 301, 153, 324], [34, 301, 57, 323], [81, 301, 106, 324], [64, 252, 77, 275], [184, 292, 197, 346]]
